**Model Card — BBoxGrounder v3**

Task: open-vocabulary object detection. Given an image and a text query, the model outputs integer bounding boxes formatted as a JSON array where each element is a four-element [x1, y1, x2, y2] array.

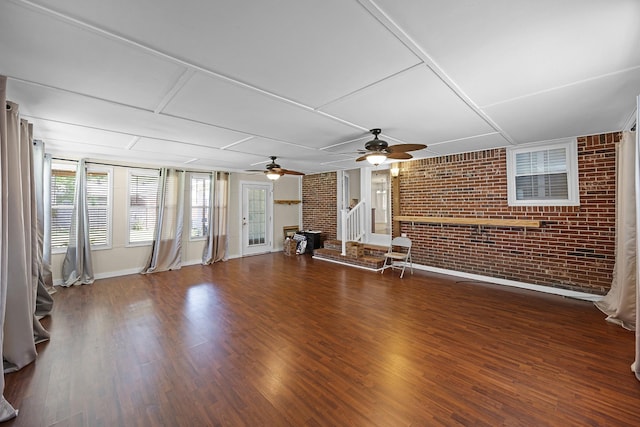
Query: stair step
[[313, 247, 385, 270], [322, 240, 388, 258]]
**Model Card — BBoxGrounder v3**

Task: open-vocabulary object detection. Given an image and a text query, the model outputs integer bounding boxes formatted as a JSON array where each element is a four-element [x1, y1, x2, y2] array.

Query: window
[[50, 163, 112, 251], [128, 170, 160, 244], [190, 173, 211, 239], [507, 139, 579, 206], [50, 163, 76, 251], [86, 168, 112, 248]]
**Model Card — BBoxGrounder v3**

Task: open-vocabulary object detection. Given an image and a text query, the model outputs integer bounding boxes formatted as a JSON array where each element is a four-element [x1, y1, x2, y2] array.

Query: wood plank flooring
[[3, 253, 639, 426]]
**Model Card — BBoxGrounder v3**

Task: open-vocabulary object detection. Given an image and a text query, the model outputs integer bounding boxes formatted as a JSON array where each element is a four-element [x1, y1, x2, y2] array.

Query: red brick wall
[[302, 172, 337, 240], [302, 133, 619, 295], [399, 132, 618, 294]]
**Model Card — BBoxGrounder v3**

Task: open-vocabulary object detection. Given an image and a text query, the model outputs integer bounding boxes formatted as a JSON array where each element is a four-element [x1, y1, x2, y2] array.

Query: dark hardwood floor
[[4, 253, 639, 426]]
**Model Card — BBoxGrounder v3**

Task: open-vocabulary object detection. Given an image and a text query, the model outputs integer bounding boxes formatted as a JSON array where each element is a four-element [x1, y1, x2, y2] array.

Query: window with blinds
[[507, 139, 579, 206], [50, 164, 112, 250], [51, 165, 76, 250], [128, 170, 160, 244], [87, 168, 111, 247], [190, 174, 211, 239]]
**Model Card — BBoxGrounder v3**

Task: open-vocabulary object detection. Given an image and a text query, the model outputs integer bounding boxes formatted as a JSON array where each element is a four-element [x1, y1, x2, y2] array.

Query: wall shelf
[[394, 215, 541, 228], [274, 199, 301, 205]]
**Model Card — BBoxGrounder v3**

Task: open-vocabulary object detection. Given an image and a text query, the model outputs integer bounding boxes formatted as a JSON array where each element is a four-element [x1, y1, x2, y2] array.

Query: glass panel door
[[242, 183, 272, 255]]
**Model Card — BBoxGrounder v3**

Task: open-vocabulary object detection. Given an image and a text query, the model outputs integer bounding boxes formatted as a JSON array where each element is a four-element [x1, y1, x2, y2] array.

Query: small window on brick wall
[[506, 138, 579, 206]]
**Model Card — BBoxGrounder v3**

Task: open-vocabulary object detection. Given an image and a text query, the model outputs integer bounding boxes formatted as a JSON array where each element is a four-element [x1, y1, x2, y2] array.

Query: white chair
[[381, 236, 413, 278]]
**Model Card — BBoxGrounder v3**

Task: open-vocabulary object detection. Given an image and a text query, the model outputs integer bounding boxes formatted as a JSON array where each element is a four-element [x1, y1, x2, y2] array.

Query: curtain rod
[[50, 157, 229, 175], [51, 157, 159, 171]]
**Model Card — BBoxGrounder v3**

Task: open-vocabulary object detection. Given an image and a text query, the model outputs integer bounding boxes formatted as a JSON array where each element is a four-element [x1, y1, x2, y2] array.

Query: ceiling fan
[[356, 128, 427, 165], [258, 156, 305, 180]]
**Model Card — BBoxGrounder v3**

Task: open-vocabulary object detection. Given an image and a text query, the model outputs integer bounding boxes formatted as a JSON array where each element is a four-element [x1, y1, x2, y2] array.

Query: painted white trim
[[409, 262, 602, 302], [54, 258, 206, 286], [623, 107, 637, 131], [53, 267, 143, 286], [314, 256, 602, 301]]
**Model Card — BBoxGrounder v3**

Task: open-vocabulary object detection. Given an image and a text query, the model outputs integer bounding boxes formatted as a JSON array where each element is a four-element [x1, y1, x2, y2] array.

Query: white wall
[[273, 175, 303, 251], [52, 167, 301, 282], [349, 169, 361, 204]]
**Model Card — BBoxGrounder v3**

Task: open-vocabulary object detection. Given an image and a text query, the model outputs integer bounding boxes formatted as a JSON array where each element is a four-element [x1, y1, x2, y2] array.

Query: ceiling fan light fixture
[[366, 153, 387, 166], [266, 171, 281, 180]]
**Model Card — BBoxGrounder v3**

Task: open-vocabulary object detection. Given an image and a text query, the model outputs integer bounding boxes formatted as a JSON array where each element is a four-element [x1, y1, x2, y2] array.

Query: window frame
[[189, 173, 211, 241], [127, 168, 161, 246], [506, 138, 580, 207]]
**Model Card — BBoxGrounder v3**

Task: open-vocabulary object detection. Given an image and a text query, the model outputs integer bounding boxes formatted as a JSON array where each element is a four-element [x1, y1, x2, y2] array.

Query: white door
[[241, 182, 272, 256]]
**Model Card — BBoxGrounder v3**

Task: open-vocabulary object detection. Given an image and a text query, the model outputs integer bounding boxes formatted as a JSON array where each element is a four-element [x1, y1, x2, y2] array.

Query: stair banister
[[342, 201, 366, 255]]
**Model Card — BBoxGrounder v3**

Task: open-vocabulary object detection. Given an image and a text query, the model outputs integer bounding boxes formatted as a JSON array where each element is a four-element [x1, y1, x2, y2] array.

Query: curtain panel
[[594, 130, 638, 382], [33, 141, 54, 316], [62, 159, 94, 286], [142, 168, 185, 274], [203, 171, 229, 265], [595, 131, 637, 330], [0, 75, 51, 421]]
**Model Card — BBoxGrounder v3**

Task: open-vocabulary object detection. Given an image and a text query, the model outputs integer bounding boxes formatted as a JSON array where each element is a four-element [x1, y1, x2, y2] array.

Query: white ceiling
[[1, 0, 638, 175]]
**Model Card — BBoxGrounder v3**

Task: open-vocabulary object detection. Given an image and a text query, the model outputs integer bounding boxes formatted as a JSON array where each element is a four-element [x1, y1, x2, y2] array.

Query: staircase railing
[[341, 201, 366, 255]]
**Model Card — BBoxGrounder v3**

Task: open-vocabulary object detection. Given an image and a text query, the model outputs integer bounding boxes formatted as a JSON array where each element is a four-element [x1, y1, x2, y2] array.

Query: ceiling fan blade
[[355, 155, 368, 162], [281, 168, 305, 176], [387, 143, 427, 153], [387, 152, 412, 160]]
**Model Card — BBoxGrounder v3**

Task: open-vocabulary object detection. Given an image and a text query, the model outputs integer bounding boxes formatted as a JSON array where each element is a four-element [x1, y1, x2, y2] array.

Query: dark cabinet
[[297, 231, 322, 255]]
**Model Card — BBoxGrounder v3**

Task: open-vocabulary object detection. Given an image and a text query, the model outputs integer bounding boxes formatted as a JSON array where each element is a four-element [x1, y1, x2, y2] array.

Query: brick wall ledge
[[394, 216, 541, 228]]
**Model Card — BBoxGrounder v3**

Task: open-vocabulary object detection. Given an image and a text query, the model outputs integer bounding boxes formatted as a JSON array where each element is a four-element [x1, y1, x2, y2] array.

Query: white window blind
[[514, 148, 568, 200], [507, 139, 579, 206], [129, 171, 160, 244], [50, 166, 76, 250], [51, 164, 112, 250], [86, 169, 111, 247], [190, 174, 211, 239]]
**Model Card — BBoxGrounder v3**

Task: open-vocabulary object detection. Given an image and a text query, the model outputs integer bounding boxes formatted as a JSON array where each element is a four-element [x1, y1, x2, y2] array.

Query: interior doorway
[[370, 168, 391, 236]]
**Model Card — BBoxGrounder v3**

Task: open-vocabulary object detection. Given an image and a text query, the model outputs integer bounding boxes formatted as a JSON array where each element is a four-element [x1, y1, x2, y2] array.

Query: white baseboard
[[53, 266, 142, 286], [410, 263, 603, 302]]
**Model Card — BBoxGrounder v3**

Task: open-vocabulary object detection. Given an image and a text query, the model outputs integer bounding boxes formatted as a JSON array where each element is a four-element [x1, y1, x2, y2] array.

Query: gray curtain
[[32, 140, 54, 316], [142, 168, 185, 273], [634, 119, 640, 381], [203, 171, 229, 264], [595, 131, 637, 330], [61, 159, 94, 286], [594, 130, 640, 382], [1, 75, 50, 421]]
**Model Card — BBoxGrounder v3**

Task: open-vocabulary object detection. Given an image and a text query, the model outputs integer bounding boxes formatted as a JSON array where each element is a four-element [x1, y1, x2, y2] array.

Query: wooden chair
[[381, 236, 413, 278]]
